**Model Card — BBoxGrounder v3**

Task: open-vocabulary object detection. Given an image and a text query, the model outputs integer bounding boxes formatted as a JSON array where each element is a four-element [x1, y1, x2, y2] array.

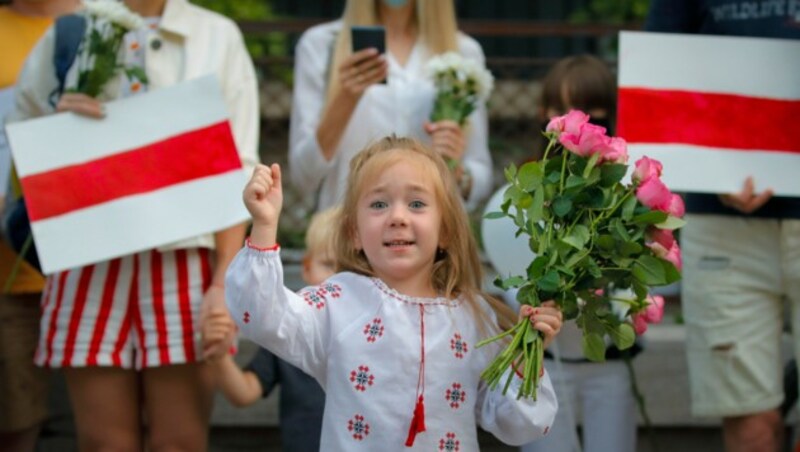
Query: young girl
[[226, 136, 562, 450]]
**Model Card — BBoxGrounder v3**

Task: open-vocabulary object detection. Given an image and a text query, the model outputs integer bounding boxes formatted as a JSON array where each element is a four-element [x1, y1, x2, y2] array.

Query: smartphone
[[351, 25, 386, 84]]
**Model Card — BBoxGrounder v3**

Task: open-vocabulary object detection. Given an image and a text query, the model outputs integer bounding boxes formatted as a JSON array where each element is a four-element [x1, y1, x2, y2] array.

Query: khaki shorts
[[0, 293, 49, 431], [682, 214, 800, 417]]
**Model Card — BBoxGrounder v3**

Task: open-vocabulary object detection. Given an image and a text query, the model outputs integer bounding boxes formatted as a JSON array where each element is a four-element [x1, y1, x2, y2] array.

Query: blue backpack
[[4, 14, 86, 272]]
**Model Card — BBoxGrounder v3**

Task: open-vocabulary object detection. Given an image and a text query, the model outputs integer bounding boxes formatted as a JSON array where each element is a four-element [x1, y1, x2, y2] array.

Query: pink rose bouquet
[[480, 110, 684, 399]]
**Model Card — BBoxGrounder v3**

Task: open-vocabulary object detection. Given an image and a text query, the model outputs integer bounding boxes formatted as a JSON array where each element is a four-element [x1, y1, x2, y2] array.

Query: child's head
[[540, 54, 616, 132], [302, 207, 341, 285], [335, 135, 481, 299]]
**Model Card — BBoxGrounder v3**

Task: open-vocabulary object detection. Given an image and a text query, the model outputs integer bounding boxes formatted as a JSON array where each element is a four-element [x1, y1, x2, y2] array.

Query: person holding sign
[[8, 0, 258, 450], [288, 0, 493, 213], [646, 2, 800, 451]]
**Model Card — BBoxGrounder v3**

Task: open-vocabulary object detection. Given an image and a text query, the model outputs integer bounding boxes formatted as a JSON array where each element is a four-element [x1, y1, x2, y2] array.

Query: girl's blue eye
[[409, 200, 426, 209], [370, 200, 387, 209]]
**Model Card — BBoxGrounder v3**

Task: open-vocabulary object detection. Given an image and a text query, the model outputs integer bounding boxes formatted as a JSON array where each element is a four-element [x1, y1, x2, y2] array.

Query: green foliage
[[570, 0, 651, 24], [480, 120, 684, 399], [191, 0, 290, 80]]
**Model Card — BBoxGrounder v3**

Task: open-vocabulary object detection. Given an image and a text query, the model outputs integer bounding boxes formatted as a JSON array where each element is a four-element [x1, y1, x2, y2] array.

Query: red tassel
[[404, 396, 426, 447]]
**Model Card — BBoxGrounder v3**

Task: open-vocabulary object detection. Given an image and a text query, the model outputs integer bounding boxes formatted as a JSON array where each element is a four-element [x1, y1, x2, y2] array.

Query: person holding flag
[[646, 2, 800, 451], [7, 0, 259, 450]]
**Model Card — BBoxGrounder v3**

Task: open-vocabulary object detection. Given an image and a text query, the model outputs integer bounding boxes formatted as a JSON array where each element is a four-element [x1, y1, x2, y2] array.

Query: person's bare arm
[[208, 355, 264, 407]]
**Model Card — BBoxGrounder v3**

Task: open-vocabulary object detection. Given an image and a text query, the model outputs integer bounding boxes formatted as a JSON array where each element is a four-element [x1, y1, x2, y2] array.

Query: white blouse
[[226, 247, 557, 451], [288, 20, 494, 212]]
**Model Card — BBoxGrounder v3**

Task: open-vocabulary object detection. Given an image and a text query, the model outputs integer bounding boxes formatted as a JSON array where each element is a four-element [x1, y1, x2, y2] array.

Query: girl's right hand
[[56, 92, 105, 118], [243, 163, 283, 229], [337, 48, 387, 98]]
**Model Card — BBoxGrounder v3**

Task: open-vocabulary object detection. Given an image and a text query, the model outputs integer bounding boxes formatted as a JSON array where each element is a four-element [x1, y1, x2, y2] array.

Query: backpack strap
[[48, 14, 86, 107]]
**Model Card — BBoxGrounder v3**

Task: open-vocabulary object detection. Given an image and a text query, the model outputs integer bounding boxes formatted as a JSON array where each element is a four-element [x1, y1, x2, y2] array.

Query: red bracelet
[[245, 237, 280, 251]]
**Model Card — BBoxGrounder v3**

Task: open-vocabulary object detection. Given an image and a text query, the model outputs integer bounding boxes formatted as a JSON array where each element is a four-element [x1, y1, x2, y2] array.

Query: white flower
[[425, 51, 494, 103], [83, 0, 144, 30]]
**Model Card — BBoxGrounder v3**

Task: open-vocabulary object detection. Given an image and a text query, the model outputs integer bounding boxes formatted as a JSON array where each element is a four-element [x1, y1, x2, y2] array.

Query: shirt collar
[[158, 0, 192, 37]]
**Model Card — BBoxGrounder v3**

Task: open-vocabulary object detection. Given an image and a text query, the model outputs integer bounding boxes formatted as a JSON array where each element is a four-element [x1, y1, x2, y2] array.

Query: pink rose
[[559, 123, 608, 158], [642, 295, 665, 324], [546, 110, 589, 135], [667, 194, 685, 218], [632, 295, 666, 335], [636, 177, 672, 211], [599, 136, 628, 164], [633, 157, 663, 183], [647, 236, 682, 271], [632, 315, 648, 335], [664, 242, 682, 271], [648, 227, 675, 250]]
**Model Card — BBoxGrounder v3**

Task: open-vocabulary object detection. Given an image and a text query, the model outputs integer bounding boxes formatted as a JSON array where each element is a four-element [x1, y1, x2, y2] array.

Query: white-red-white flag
[[618, 31, 800, 196], [6, 76, 249, 274]]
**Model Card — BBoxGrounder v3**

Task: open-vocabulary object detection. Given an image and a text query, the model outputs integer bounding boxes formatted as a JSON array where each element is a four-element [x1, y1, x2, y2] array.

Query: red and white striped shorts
[[35, 248, 212, 370]]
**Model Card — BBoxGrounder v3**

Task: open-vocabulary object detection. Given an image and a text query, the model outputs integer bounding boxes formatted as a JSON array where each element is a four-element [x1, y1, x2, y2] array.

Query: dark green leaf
[[633, 211, 668, 225], [537, 270, 560, 292], [621, 195, 638, 220], [484, 211, 506, 220], [600, 164, 627, 187], [553, 197, 573, 217], [632, 255, 667, 285]]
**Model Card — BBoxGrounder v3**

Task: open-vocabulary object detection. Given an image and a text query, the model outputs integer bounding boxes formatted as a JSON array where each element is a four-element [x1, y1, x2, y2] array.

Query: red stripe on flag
[[88, 259, 121, 366], [618, 88, 800, 153], [21, 121, 241, 221], [62, 265, 95, 366], [176, 250, 195, 362], [151, 251, 170, 365]]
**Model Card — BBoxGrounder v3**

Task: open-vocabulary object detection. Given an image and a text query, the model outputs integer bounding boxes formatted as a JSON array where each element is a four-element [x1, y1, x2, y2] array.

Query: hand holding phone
[[351, 26, 386, 84]]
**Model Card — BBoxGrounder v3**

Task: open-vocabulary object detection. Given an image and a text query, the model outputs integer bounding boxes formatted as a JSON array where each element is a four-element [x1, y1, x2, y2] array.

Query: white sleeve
[[459, 34, 494, 212], [220, 21, 260, 177], [288, 28, 335, 197], [225, 247, 329, 382], [476, 366, 558, 446], [8, 27, 59, 124]]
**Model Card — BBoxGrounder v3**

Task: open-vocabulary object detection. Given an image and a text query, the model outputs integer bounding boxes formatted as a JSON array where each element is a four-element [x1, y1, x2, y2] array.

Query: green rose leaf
[[583, 333, 607, 362], [609, 323, 636, 350], [518, 162, 544, 191], [632, 255, 667, 285], [655, 216, 687, 230]]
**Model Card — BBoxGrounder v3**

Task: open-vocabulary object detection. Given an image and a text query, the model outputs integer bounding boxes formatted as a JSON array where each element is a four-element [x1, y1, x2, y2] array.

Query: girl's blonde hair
[[334, 136, 516, 332], [325, 0, 459, 102], [305, 206, 341, 258]]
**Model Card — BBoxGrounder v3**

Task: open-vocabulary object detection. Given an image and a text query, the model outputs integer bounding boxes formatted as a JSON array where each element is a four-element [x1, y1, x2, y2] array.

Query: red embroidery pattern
[[450, 333, 468, 359], [299, 283, 342, 310], [445, 383, 466, 409], [439, 432, 460, 451], [318, 282, 342, 298], [544, 426, 550, 435], [301, 288, 326, 310], [349, 365, 375, 392], [347, 414, 370, 440], [363, 318, 384, 343], [243, 312, 250, 324]]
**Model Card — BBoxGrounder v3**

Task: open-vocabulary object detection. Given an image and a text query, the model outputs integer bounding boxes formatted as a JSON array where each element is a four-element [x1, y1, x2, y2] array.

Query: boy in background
[[202, 207, 338, 451]]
